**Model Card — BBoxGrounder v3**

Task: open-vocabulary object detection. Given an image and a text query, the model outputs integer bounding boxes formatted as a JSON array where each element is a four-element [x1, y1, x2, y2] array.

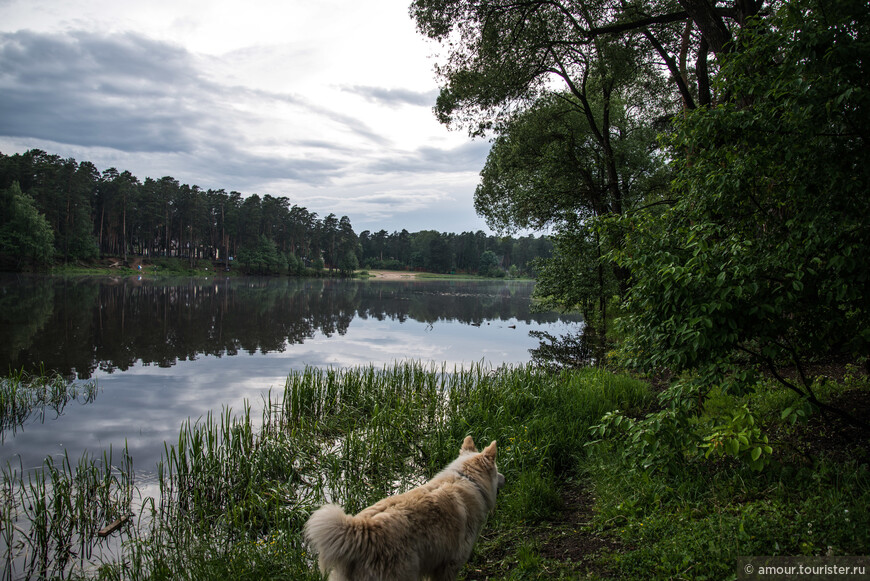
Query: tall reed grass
[[1, 362, 652, 580], [0, 369, 99, 441], [1, 447, 133, 581]]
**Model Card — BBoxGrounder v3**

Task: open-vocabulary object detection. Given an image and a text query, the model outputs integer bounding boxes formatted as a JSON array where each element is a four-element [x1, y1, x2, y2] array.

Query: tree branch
[[642, 27, 696, 110], [737, 345, 870, 433], [696, 35, 712, 105], [582, 7, 737, 38], [676, 0, 734, 55]]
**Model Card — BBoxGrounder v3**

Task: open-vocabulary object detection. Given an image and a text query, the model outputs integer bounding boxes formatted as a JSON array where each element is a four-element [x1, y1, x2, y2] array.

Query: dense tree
[[412, 0, 868, 466], [10, 153, 92, 261], [0, 149, 551, 277], [237, 235, 286, 275], [335, 216, 360, 276], [412, 0, 681, 351], [0, 182, 54, 268], [411, 0, 772, 128], [476, 91, 669, 308], [477, 92, 666, 231], [478, 250, 500, 277], [610, 0, 870, 430]]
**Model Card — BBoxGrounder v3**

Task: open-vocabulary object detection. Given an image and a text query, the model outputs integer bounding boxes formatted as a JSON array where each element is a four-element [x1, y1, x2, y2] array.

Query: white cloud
[[0, 0, 493, 234]]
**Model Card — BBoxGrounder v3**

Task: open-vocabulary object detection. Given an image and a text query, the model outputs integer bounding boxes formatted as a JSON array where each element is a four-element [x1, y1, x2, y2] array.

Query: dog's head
[[460, 436, 506, 503]]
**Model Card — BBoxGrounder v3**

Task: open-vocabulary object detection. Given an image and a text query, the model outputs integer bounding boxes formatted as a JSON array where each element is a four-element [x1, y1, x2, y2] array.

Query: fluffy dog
[[304, 436, 505, 581]]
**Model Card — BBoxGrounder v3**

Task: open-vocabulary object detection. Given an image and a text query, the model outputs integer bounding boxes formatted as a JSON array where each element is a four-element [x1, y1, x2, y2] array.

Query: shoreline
[[363, 269, 421, 280]]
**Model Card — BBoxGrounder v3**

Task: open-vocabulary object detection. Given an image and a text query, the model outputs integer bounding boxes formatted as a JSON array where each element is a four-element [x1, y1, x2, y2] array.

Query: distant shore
[[364, 269, 421, 280]]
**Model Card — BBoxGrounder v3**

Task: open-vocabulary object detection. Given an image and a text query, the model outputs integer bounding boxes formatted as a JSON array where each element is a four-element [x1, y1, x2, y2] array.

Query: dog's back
[[304, 437, 503, 581]]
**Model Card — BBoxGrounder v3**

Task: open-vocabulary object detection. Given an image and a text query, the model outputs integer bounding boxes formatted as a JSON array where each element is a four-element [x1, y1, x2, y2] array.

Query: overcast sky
[[0, 0, 497, 234]]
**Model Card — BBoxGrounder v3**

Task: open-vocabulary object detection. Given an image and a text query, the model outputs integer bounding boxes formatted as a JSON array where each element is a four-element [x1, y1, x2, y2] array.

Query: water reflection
[[0, 372, 99, 442], [0, 274, 581, 473], [1, 275, 572, 378]]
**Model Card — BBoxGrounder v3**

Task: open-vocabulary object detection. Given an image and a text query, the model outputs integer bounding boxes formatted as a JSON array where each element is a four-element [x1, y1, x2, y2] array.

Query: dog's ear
[[461, 435, 478, 453], [483, 441, 497, 460]]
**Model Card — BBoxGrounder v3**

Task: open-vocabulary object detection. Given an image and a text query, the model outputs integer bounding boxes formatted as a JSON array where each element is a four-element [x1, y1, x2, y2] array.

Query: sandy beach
[[364, 270, 420, 280]]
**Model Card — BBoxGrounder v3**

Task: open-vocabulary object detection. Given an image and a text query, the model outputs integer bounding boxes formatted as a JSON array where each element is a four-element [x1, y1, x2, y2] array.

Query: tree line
[[0, 149, 551, 276], [412, 0, 870, 460], [358, 229, 550, 277]]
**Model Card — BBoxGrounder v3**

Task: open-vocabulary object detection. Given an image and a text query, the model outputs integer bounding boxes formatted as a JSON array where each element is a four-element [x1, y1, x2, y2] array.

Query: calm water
[[0, 274, 581, 477]]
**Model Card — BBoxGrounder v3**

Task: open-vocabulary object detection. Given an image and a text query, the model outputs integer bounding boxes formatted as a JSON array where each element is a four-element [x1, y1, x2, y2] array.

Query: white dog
[[304, 436, 505, 580]]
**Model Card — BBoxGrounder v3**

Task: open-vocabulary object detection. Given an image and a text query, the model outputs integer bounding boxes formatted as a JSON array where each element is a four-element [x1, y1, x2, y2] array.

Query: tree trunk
[[677, 0, 733, 55], [122, 203, 127, 264], [697, 36, 712, 106]]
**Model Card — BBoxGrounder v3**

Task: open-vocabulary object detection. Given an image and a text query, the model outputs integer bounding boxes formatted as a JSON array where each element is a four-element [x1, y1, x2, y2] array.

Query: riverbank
[[2, 364, 867, 579], [361, 269, 422, 280], [42, 261, 475, 280]]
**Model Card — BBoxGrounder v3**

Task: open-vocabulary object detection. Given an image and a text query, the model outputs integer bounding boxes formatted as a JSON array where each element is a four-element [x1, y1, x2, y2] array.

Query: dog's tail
[[304, 504, 359, 574]]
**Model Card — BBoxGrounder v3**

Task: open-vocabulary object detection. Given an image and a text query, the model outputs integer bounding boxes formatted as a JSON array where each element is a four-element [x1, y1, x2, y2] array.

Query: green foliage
[[533, 222, 616, 317], [0, 182, 54, 268], [590, 389, 699, 475], [285, 252, 305, 276], [586, 446, 870, 579], [608, 0, 870, 424], [236, 235, 286, 275], [335, 249, 359, 277], [475, 93, 666, 233], [478, 249, 501, 277], [700, 404, 772, 471], [590, 375, 783, 474], [472, 90, 669, 344], [412, 0, 678, 137]]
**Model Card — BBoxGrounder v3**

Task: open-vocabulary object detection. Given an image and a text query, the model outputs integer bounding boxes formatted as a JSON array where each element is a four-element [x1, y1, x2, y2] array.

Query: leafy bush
[[603, 0, 870, 461]]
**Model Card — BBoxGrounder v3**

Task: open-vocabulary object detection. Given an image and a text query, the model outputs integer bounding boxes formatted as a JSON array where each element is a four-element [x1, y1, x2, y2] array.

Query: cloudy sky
[[0, 0, 496, 234]]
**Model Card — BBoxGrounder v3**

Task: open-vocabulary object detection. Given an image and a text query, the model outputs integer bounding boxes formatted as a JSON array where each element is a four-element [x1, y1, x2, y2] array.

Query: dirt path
[[464, 481, 622, 580]]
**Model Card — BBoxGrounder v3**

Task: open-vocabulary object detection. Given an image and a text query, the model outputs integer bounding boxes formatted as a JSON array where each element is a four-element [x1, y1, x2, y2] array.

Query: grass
[[1, 446, 133, 581], [49, 257, 224, 278], [0, 369, 99, 442], [1, 363, 867, 580]]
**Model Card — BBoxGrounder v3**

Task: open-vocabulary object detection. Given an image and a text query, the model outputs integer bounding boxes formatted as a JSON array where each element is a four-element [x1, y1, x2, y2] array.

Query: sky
[[0, 0, 497, 234]]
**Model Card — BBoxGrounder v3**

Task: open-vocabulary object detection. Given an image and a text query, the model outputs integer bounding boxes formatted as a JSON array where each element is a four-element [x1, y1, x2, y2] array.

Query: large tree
[[0, 182, 54, 269], [476, 89, 669, 353], [411, 0, 769, 131], [610, 0, 870, 430], [414, 0, 681, 354]]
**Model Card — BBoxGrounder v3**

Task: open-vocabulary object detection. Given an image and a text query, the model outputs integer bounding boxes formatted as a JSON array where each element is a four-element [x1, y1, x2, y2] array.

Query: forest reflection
[[1, 275, 575, 379]]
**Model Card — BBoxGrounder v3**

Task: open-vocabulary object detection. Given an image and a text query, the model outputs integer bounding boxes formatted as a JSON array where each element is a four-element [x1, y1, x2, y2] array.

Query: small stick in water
[[98, 515, 130, 537]]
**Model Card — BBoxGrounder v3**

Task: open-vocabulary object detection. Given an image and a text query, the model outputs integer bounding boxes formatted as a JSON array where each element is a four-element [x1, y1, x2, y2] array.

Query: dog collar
[[456, 469, 490, 504]]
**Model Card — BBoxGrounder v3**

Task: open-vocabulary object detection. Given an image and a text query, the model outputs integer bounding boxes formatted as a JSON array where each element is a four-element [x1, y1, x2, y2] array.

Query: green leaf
[[728, 439, 740, 457]]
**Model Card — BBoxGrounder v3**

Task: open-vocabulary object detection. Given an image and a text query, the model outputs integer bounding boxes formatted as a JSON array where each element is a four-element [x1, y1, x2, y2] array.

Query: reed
[[1, 362, 652, 579], [0, 368, 99, 441], [1, 446, 133, 581]]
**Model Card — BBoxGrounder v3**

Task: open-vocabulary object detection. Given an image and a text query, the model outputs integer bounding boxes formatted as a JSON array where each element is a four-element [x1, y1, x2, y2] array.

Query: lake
[[0, 274, 581, 480]]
